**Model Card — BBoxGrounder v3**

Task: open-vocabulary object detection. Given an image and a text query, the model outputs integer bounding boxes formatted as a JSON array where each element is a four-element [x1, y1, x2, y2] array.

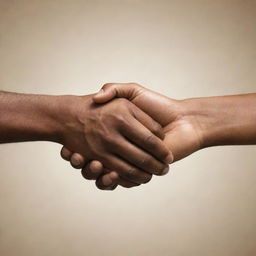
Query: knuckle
[[102, 83, 114, 89], [103, 134, 115, 145], [115, 115, 129, 129], [115, 114, 126, 124]]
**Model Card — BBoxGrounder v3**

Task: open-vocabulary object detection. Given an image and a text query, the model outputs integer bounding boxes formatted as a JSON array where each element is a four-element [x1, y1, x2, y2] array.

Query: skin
[[0, 91, 173, 185], [61, 83, 256, 190]]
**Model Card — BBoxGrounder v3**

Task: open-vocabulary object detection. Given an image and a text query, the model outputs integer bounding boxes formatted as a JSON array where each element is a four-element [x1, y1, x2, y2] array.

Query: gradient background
[[0, 0, 256, 255]]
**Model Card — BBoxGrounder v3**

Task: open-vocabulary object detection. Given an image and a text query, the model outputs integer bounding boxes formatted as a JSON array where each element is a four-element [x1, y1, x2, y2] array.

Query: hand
[[62, 84, 204, 189], [60, 94, 172, 186]]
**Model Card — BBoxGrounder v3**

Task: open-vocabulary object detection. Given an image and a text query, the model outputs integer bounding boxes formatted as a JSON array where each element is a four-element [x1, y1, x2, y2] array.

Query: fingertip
[[60, 147, 72, 161], [90, 160, 104, 173], [96, 177, 118, 191], [70, 153, 85, 169], [101, 174, 114, 187], [81, 160, 104, 180], [164, 152, 174, 164], [162, 165, 170, 175], [109, 171, 119, 180]]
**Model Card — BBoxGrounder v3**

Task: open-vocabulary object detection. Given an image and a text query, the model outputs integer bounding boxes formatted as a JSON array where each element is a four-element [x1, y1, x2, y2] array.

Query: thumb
[[93, 87, 116, 104], [93, 83, 140, 104]]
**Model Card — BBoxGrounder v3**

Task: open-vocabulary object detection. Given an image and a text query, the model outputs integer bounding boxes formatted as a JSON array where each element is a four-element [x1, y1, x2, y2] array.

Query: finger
[[120, 117, 173, 165], [100, 154, 153, 184], [131, 106, 165, 139], [95, 172, 119, 190], [93, 83, 141, 104], [70, 153, 86, 169], [102, 171, 119, 186], [111, 134, 169, 175], [83, 161, 140, 190], [60, 146, 73, 161], [81, 160, 104, 180]]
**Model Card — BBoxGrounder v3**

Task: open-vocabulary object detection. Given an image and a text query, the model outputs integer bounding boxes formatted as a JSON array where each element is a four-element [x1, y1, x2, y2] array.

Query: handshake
[[1, 83, 255, 190], [59, 82, 201, 190], [57, 82, 225, 190]]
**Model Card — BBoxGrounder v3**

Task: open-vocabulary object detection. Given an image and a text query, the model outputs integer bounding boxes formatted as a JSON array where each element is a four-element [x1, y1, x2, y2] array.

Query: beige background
[[0, 0, 256, 255]]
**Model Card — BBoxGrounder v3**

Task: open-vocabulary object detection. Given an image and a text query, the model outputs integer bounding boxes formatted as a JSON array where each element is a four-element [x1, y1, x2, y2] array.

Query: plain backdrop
[[0, 0, 256, 255]]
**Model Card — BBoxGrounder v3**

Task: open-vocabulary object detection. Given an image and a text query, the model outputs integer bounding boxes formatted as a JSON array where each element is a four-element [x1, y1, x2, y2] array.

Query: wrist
[[179, 97, 216, 149], [55, 94, 92, 146], [43, 95, 71, 144]]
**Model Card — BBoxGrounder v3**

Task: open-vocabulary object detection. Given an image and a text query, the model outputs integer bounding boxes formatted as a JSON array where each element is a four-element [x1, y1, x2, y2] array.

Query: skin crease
[[0, 91, 173, 186], [61, 83, 256, 190]]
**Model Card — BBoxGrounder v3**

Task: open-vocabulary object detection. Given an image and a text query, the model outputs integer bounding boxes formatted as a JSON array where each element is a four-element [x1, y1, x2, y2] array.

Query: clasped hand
[[61, 83, 203, 190]]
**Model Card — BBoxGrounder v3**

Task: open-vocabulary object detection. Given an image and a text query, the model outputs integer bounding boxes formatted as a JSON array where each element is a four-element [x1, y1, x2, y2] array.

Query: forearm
[[182, 93, 256, 148], [0, 91, 67, 144]]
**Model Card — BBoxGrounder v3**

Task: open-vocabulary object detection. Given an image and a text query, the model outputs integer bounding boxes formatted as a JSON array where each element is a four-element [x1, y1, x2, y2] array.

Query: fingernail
[[164, 153, 173, 164], [162, 166, 169, 175]]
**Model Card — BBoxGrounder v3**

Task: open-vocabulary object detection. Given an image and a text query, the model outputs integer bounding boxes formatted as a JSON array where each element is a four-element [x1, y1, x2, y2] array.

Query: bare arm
[[0, 91, 64, 143], [183, 93, 256, 147], [0, 90, 172, 186]]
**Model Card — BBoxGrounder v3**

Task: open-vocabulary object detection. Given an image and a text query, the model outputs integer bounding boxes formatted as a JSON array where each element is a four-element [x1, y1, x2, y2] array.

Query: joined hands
[[1, 84, 255, 191], [61, 83, 206, 190]]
